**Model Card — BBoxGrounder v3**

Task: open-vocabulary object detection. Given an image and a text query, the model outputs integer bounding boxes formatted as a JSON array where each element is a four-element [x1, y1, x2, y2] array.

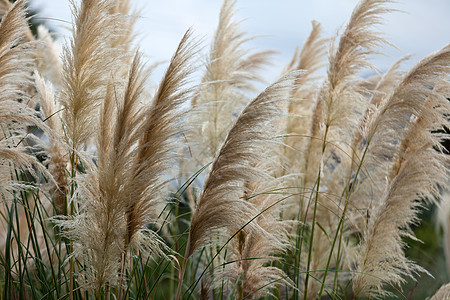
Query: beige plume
[[189, 0, 274, 166], [353, 44, 450, 298]]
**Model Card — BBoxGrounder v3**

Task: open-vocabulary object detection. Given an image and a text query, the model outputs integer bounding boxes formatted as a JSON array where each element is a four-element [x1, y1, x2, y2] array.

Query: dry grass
[[0, 0, 449, 299]]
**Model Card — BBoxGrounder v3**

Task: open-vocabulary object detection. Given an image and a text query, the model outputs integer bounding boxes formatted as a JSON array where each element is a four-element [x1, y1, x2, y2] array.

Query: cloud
[[30, 0, 449, 83]]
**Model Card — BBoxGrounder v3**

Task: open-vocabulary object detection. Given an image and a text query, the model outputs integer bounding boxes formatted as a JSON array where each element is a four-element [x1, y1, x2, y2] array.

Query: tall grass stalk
[[0, 0, 449, 299]]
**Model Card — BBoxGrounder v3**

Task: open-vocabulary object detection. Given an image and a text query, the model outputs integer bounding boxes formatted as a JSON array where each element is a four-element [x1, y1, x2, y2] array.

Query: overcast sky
[[31, 0, 450, 84]]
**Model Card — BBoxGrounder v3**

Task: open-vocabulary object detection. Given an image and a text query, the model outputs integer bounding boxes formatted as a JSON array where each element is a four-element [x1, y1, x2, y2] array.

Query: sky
[[30, 0, 450, 85]]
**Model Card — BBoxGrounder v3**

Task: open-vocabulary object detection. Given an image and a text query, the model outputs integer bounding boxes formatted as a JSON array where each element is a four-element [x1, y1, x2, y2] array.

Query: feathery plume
[[0, 0, 12, 20], [281, 20, 327, 176], [189, 0, 273, 165], [430, 283, 450, 300], [0, 0, 51, 273], [347, 55, 411, 233], [283, 20, 327, 81], [219, 180, 293, 299], [0, 0, 48, 187], [367, 55, 411, 107], [59, 0, 124, 151], [35, 25, 63, 87], [0, 0, 33, 42], [305, 0, 392, 186], [124, 29, 198, 250], [351, 55, 410, 161], [296, 1, 394, 296], [57, 50, 159, 291], [35, 73, 68, 215], [353, 44, 450, 298], [187, 73, 296, 257], [349, 47, 450, 220], [108, 0, 135, 52], [59, 24, 198, 288], [279, 21, 328, 232], [176, 72, 296, 300], [363, 45, 450, 155]]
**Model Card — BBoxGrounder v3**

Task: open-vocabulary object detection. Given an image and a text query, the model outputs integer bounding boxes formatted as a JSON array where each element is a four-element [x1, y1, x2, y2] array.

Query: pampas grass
[[176, 71, 296, 299], [186, 73, 295, 258], [189, 0, 273, 167], [0, 0, 449, 299], [0, 0, 48, 190], [430, 283, 450, 300], [60, 0, 126, 152], [57, 28, 197, 293], [439, 193, 450, 276]]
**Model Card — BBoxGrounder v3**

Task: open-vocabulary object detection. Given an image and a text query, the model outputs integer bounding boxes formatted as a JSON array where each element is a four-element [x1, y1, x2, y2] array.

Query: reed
[[0, 0, 449, 299]]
